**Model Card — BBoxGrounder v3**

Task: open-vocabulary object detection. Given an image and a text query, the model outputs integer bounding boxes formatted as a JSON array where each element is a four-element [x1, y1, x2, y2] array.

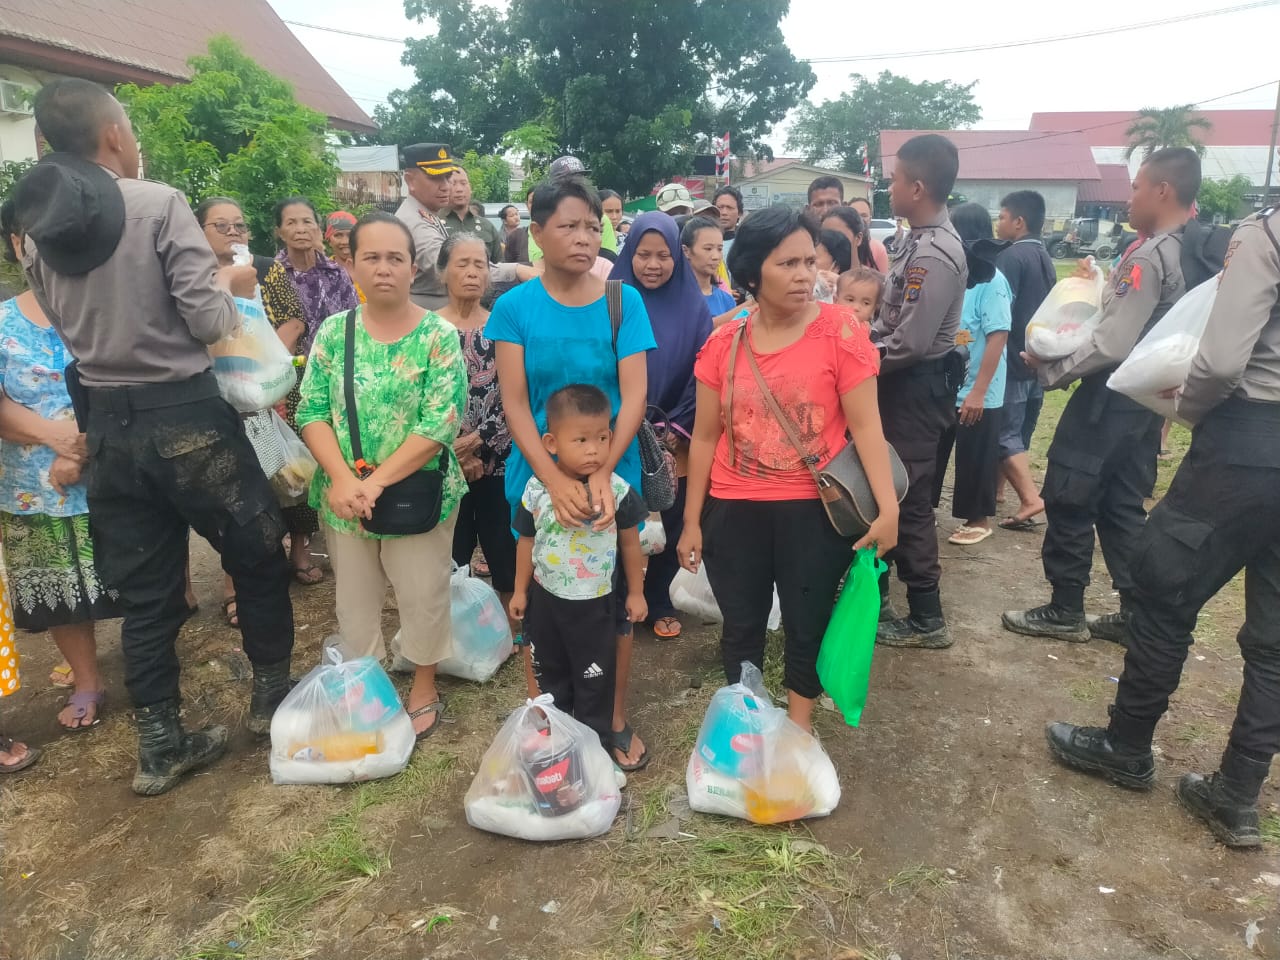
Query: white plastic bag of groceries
[[243, 409, 317, 506], [438, 564, 513, 682], [639, 516, 666, 556], [686, 663, 840, 824], [270, 646, 413, 785], [1025, 258, 1107, 360], [670, 564, 781, 631], [210, 252, 297, 413], [465, 694, 622, 841], [1107, 273, 1220, 420]]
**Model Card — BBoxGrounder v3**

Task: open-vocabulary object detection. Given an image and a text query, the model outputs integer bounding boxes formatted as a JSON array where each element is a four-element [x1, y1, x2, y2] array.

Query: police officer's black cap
[[401, 143, 460, 177], [14, 152, 125, 276]]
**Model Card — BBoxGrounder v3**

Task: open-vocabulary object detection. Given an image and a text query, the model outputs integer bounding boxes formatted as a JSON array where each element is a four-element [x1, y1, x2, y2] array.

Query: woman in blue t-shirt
[[487, 177, 657, 771], [681, 216, 738, 319]]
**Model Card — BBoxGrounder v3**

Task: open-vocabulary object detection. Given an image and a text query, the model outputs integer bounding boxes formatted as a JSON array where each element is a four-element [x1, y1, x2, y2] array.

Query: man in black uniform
[[17, 80, 294, 795], [871, 134, 968, 648], [1003, 148, 1202, 645], [1045, 205, 1280, 848]]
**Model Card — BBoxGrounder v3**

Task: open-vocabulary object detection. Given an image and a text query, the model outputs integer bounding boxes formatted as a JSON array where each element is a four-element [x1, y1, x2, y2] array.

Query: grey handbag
[[724, 320, 908, 539]]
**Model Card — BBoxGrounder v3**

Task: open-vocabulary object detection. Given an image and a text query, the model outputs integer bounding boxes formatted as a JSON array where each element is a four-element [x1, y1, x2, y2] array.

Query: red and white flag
[[716, 132, 732, 181]]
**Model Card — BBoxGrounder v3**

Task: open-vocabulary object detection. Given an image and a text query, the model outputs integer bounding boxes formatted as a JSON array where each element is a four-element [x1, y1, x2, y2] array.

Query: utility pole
[[1264, 78, 1280, 206]]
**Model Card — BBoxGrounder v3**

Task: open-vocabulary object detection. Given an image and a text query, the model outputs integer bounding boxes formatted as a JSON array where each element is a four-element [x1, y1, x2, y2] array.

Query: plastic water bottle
[[230, 243, 252, 267]]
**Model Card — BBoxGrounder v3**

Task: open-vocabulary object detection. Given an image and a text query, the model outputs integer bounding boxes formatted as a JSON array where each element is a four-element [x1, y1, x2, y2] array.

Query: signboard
[[741, 184, 771, 210]]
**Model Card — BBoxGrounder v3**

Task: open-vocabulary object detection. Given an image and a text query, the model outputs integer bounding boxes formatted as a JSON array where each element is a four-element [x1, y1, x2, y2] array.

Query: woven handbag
[[724, 319, 907, 539]]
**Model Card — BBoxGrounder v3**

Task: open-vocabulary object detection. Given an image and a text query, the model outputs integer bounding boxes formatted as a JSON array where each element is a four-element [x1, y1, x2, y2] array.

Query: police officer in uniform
[[1003, 148, 1203, 645], [1045, 205, 1280, 848], [394, 144, 532, 311], [872, 134, 968, 648]]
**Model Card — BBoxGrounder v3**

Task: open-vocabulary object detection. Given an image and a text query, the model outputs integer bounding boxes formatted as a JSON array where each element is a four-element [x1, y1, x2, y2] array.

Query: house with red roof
[[0, 0, 376, 163]]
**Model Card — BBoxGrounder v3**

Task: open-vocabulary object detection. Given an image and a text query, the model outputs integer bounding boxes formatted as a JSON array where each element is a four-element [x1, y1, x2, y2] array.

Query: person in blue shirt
[[680, 216, 738, 319], [932, 202, 1012, 546], [487, 176, 657, 772]]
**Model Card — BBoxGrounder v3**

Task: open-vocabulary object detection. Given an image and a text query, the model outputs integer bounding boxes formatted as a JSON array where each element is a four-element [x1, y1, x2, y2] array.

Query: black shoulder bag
[[606, 280, 678, 512], [342, 309, 445, 536]]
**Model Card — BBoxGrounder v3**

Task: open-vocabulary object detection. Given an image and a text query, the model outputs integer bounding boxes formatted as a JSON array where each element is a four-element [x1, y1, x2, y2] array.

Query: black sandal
[[609, 724, 650, 772], [0, 736, 40, 774]]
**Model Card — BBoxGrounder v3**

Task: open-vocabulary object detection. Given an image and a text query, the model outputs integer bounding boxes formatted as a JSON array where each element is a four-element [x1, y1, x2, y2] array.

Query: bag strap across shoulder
[[725, 319, 825, 490], [342, 308, 373, 478], [606, 279, 623, 356]]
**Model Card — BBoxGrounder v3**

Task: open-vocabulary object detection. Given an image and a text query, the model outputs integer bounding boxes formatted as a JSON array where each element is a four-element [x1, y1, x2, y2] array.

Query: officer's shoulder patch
[[1222, 238, 1242, 275], [1114, 261, 1143, 297], [905, 264, 927, 302]]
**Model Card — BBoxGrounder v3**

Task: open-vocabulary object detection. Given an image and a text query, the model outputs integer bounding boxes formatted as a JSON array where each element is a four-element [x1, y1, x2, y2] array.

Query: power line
[[803, 2, 1278, 63], [284, 20, 408, 43]]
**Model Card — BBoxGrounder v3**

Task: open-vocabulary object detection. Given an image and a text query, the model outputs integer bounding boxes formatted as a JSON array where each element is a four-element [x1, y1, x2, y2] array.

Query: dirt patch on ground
[[3, 402, 1277, 960]]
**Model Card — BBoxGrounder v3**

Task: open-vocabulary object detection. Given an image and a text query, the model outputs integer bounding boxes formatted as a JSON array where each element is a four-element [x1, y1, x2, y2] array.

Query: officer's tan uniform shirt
[[872, 217, 966, 373], [1040, 231, 1185, 390], [1178, 209, 1280, 424], [396, 197, 521, 310]]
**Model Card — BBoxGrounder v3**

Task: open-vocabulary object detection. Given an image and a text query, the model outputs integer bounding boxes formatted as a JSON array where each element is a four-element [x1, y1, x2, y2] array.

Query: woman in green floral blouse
[[297, 212, 467, 740]]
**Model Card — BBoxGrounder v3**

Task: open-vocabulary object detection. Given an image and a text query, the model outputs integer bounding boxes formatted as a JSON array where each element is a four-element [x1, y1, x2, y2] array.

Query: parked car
[[482, 202, 529, 234], [867, 218, 896, 243]]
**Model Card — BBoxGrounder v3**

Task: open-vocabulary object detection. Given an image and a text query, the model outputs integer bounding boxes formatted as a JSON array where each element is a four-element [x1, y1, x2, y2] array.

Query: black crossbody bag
[[342, 309, 444, 536]]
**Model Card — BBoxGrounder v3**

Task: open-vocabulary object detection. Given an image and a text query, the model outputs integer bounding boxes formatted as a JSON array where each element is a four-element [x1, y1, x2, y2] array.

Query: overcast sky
[[268, 0, 1278, 150]]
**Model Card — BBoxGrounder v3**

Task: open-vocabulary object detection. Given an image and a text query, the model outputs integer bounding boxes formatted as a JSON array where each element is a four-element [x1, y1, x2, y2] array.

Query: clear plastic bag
[[243, 409, 318, 506], [270, 645, 414, 785], [210, 285, 298, 413], [464, 694, 622, 841], [639, 516, 666, 556], [1107, 273, 1220, 421], [1025, 258, 1106, 360], [670, 564, 781, 631], [686, 663, 841, 824], [437, 564, 513, 682]]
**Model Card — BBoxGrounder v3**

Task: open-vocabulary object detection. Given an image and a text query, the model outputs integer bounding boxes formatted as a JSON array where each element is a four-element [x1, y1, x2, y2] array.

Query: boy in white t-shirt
[[510, 384, 648, 745]]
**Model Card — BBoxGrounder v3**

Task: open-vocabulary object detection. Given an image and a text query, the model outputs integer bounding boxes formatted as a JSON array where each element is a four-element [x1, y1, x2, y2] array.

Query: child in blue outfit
[[510, 384, 649, 745]]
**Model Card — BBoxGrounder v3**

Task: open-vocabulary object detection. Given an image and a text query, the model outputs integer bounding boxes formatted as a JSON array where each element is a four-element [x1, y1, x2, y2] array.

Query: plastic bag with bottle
[[437, 564, 513, 682], [210, 244, 299, 413], [464, 694, 622, 841], [686, 663, 841, 824], [1107, 273, 1220, 421], [1025, 257, 1107, 360], [242, 408, 318, 506], [269, 643, 414, 785]]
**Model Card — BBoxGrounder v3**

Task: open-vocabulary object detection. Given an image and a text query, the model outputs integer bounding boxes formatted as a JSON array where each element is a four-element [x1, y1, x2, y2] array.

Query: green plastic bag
[[817, 547, 887, 728]]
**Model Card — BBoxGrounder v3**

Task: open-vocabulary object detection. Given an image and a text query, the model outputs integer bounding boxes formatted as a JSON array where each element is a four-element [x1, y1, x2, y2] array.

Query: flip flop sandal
[[998, 516, 1044, 532], [609, 724, 650, 772], [948, 525, 994, 546], [50, 663, 74, 688], [293, 564, 325, 585], [0, 736, 40, 774], [651, 617, 682, 640], [222, 596, 239, 628], [60, 689, 105, 733], [409, 699, 446, 742], [472, 558, 491, 577]]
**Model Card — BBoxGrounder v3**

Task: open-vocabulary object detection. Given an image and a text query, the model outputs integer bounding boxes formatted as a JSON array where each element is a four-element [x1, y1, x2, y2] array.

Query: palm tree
[[1123, 106, 1213, 160]]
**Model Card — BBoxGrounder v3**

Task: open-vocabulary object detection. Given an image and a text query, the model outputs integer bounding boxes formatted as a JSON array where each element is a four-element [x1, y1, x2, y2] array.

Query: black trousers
[[526, 581, 616, 745], [933, 407, 1002, 521], [878, 368, 955, 594], [1110, 400, 1280, 761], [1040, 383, 1162, 609], [451, 473, 517, 593], [643, 477, 686, 622], [702, 497, 853, 699], [85, 376, 294, 707]]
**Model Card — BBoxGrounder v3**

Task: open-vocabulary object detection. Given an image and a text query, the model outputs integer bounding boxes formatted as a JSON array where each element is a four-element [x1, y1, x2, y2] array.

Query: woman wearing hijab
[[609, 211, 714, 640]]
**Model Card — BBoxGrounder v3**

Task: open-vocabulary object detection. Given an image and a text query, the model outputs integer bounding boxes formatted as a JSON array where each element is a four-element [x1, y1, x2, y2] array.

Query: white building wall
[[0, 64, 45, 164], [955, 180, 1079, 220]]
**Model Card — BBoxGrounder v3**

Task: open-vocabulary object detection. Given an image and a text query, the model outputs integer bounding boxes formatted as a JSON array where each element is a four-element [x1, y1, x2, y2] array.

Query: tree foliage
[[118, 37, 338, 253], [1123, 106, 1213, 161], [379, 0, 814, 195], [459, 150, 512, 203], [786, 71, 981, 173], [1197, 174, 1252, 222]]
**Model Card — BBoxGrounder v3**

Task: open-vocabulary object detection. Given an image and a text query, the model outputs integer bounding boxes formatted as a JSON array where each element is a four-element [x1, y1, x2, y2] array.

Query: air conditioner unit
[[0, 80, 35, 117]]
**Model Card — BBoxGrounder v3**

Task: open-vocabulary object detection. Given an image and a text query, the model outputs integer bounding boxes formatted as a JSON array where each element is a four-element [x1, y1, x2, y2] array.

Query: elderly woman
[[487, 176, 657, 771], [325, 210, 358, 279], [677, 205, 900, 731], [0, 200, 121, 731], [610, 211, 714, 640], [297, 211, 467, 740], [433, 235, 517, 604], [195, 196, 316, 621]]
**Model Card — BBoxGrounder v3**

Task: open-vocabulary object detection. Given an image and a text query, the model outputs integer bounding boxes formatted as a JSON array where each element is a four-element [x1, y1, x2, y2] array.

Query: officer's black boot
[[1087, 597, 1133, 647], [1044, 704, 1155, 790], [876, 589, 951, 649], [877, 570, 899, 624], [1176, 745, 1271, 848], [1002, 586, 1088, 642], [248, 658, 293, 736], [132, 700, 229, 797]]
